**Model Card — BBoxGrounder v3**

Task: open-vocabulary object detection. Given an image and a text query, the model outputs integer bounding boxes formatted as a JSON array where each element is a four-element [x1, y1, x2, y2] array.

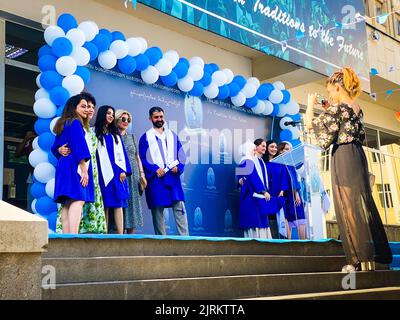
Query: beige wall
[[0, 0, 252, 76]]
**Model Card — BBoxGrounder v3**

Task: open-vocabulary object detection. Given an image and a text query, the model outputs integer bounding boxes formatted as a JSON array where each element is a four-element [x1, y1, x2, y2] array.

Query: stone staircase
[[41, 236, 400, 300]]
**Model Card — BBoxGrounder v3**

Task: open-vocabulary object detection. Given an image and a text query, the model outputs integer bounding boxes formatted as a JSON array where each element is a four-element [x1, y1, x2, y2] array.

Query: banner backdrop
[[139, 0, 369, 84], [86, 64, 273, 236]]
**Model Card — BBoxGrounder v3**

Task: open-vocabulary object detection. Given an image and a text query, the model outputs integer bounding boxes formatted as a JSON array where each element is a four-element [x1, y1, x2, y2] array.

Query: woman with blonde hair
[[115, 109, 146, 234], [305, 67, 392, 272]]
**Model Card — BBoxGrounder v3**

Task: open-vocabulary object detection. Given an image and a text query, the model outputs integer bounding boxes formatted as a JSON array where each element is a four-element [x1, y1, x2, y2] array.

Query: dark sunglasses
[[120, 117, 131, 123]]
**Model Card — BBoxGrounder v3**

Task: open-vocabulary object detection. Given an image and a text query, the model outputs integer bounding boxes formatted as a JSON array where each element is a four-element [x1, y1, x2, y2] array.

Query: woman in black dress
[[305, 67, 392, 272]]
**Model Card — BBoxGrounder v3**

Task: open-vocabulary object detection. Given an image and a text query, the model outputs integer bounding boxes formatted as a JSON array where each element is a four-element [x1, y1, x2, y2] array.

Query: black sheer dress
[[312, 103, 392, 266]]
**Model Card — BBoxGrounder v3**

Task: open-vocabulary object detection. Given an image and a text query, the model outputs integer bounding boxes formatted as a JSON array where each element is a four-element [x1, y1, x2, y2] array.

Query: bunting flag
[[370, 68, 379, 75], [370, 93, 377, 101], [395, 111, 400, 122], [377, 13, 389, 25], [124, 0, 137, 9]]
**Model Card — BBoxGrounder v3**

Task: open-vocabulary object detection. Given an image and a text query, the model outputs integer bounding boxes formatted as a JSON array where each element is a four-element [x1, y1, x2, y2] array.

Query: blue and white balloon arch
[[31, 13, 302, 228]]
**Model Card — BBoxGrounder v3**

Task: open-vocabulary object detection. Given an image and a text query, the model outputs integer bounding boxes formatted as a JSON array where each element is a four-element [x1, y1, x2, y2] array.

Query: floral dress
[[311, 103, 392, 266], [56, 128, 107, 234]]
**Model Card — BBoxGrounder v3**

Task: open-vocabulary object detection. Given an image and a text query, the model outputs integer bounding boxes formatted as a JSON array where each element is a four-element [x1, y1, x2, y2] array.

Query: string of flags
[[124, 0, 137, 10]]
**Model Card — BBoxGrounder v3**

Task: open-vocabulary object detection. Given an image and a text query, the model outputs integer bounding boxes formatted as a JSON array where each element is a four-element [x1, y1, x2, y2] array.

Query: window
[[320, 150, 330, 172], [376, 184, 394, 208], [395, 14, 400, 37], [372, 152, 386, 163]]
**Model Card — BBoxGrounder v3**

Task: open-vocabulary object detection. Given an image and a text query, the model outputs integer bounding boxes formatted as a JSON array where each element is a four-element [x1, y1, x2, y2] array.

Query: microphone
[[284, 120, 302, 127]]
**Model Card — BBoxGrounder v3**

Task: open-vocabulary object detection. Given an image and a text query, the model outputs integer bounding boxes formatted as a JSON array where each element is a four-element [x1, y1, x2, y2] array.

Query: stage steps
[[42, 236, 400, 300]]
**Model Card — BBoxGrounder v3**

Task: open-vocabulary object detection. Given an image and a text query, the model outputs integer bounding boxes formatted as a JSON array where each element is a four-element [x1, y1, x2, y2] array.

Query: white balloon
[[247, 77, 260, 89], [155, 58, 173, 76], [34, 162, 56, 184], [203, 83, 219, 99], [280, 116, 293, 130], [189, 56, 204, 68], [56, 56, 77, 76], [277, 104, 288, 117], [78, 21, 98, 42], [44, 25, 65, 46], [177, 75, 194, 92], [242, 83, 257, 98], [252, 100, 266, 114], [222, 69, 234, 84], [126, 37, 142, 57], [263, 100, 274, 116], [98, 50, 117, 69], [62, 75, 85, 96], [285, 101, 300, 115], [33, 98, 57, 119], [29, 148, 48, 168], [163, 50, 180, 68], [269, 89, 284, 104], [66, 28, 86, 48], [70, 47, 90, 66], [32, 137, 39, 150], [31, 199, 38, 215], [188, 64, 204, 81], [273, 81, 285, 90], [231, 92, 246, 106], [211, 70, 227, 87], [110, 40, 129, 59], [35, 88, 49, 101], [137, 37, 148, 53], [50, 117, 60, 135], [289, 126, 300, 140], [36, 74, 43, 88], [45, 178, 55, 199], [141, 66, 160, 84]]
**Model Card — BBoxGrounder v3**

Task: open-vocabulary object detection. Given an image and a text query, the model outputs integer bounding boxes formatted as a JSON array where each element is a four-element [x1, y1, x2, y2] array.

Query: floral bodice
[[312, 103, 366, 150]]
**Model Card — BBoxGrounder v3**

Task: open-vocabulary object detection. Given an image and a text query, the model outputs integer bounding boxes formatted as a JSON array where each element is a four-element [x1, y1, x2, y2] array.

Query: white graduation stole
[[146, 127, 178, 171]]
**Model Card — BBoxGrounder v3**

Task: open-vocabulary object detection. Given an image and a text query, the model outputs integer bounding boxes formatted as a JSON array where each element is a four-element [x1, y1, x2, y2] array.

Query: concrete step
[[42, 270, 400, 300], [44, 236, 345, 258], [250, 287, 400, 300], [42, 255, 348, 284]]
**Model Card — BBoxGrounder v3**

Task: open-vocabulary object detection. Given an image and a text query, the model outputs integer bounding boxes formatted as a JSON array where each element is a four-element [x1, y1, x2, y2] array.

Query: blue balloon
[[40, 71, 63, 91], [38, 54, 57, 72], [178, 58, 190, 70], [31, 182, 47, 199], [57, 13, 78, 33], [36, 196, 58, 216], [281, 90, 291, 104], [280, 129, 293, 141], [290, 139, 302, 148], [48, 152, 58, 167], [232, 75, 246, 90], [118, 55, 136, 74], [135, 54, 150, 71], [200, 72, 212, 87], [51, 37, 73, 57], [270, 104, 280, 116], [189, 81, 204, 97], [208, 63, 219, 73], [99, 29, 113, 42], [38, 132, 56, 151], [34, 119, 52, 135], [173, 61, 189, 79], [75, 66, 91, 84], [50, 86, 70, 106], [91, 33, 111, 53], [245, 96, 258, 108], [203, 64, 213, 75], [47, 211, 58, 231], [56, 105, 65, 117], [227, 82, 240, 97], [290, 113, 302, 121], [145, 47, 163, 65], [217, 85, 230, 100], [257, 83, 274, 100], [83, 42, 99, 61], [111, 31, 126, 42], [160, 72, 178, 87], [38, 45, 53, 58]]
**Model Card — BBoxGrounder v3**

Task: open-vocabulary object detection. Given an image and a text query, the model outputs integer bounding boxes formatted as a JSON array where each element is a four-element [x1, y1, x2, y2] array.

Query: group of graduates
[[237, 139, 307, 240], [51, 92, 189, 236]]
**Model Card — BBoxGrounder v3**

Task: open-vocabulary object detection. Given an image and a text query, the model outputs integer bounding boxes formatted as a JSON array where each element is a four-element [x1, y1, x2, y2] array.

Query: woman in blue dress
[[51, 93, 94, 234], [95, 105, 132, 234], [277, 142, 307, 240]]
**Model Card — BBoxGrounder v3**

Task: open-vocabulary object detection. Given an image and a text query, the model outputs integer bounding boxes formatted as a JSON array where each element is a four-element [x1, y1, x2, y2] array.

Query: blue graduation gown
[[138, 130, 186, 209], [51, 119, 94, 204], [97, 134, 132, 209], [282, 165, 305, 222], [237, 159, 270, 229]]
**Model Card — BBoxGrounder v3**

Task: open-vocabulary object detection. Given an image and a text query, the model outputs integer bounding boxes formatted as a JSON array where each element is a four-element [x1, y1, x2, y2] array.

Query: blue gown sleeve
[[241, 160, 266, 194], [139, 134, 160, 179], [51, 135, 62, 159], [69, 119, 91, 164], [280, 165, 290, 191]]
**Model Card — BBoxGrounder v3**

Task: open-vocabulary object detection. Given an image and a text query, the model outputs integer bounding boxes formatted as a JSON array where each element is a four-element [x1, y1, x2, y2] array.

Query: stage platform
[[42, 234, 400, 300]]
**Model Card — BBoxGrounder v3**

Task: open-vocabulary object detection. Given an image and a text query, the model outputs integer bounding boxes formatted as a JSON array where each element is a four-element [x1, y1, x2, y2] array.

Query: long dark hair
[[263, 140, 277, 162], [95, 105, 119, 146], [54, 94, 89, 135], [277, 142, 290, 156]]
